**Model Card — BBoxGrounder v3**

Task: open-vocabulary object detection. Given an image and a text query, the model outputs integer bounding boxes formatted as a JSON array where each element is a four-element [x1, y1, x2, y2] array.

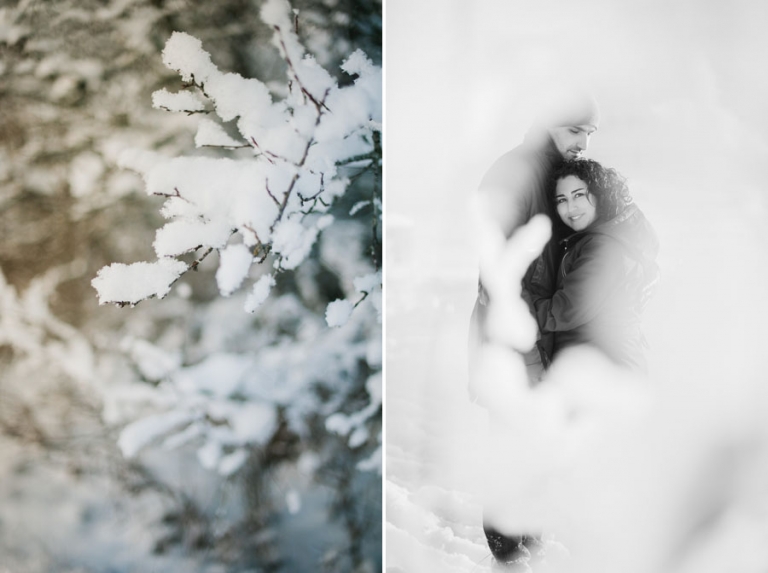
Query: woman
[[530, 158, 659, 372]]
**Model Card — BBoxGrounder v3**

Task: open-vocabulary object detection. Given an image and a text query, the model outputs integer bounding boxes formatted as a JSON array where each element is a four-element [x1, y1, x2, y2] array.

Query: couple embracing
[[468, 92, 660, 569]]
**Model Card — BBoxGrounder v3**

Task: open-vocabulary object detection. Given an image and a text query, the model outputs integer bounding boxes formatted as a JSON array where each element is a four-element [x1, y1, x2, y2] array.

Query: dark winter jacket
[[531, 203, 659, 371]]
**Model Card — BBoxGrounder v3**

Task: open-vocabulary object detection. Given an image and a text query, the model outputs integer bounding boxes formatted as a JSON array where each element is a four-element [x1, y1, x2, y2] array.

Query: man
[[468, 92, 600, 569]]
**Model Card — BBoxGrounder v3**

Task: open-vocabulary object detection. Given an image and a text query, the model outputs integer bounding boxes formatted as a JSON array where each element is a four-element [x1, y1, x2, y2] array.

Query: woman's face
[[555, 175, 598, 231]]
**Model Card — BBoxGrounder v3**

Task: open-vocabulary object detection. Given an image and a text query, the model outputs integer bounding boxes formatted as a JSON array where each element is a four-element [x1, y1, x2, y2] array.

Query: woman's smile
[[555, 175, 598, 231]]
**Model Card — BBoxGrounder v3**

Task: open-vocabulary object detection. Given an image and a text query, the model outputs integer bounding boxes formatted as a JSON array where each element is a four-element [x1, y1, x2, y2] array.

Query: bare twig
[[336, 152, 376, 167], [265, 180, 281, 207], [187, 247, 214, 272], [273, 25, 331, 114], [152, 187, 193, 204], [269, 88, 330, 233], [249, 137, 278, 164], [109, 246, 216, 308], [244, 225, 272, 263], [200, 144, 251, 149], [370, 129, 382, 269], [353, 291, 370, 309], [156, 105, 211, 116]]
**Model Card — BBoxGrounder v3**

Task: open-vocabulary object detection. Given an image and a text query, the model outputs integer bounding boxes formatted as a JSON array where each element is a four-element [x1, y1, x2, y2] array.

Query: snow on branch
[[325, 270, 382, 328], [92, 0, 382, 309], [151, 87, 206, 114], [92, 259, 188, 306]]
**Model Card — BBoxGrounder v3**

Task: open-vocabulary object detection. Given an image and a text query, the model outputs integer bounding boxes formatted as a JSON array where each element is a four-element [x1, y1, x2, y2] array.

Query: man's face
[[548, 125, 597, 160]]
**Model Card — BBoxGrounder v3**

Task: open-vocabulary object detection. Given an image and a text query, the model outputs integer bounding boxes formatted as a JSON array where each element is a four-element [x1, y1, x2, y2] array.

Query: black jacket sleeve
[[533, 235, 625, 333]]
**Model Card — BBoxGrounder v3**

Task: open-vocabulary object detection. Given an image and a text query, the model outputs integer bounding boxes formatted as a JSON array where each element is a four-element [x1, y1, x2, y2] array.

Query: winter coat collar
[[559, 202, 659, 261]]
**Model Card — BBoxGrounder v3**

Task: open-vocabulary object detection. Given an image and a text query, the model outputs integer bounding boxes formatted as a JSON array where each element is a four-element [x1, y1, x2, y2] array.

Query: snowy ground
[[385, 255, 493, 572]]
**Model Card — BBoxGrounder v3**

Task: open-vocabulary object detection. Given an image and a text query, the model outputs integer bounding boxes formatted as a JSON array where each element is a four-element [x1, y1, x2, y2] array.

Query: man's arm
[[477, 153, 536, 240]]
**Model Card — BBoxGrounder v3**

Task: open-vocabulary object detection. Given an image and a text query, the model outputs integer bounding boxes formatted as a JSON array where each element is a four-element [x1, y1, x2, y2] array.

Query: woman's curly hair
[[547, 159, 632, 233]]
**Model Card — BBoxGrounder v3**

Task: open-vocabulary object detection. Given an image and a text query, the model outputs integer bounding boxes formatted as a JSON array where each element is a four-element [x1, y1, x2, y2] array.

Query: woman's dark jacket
[[531, 203, 659, 371]]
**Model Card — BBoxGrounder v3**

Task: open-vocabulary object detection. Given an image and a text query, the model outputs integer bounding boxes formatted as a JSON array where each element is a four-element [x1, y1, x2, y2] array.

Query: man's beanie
[[537, 91, 600, 129]]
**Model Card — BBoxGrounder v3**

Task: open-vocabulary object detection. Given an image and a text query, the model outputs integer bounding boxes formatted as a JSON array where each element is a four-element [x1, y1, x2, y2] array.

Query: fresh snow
[[341, 49, 377, 78], [99, 20, 381, 317], [161, 32, 217, 84], [151, 87, 205, 113], [92, 258, 188, 305], [217, 448, 248, 476], [194, 117, 244, 148], [154, 218, 232, 257], [215, 243, 254, 296], [244, 273, 275, 313], [271, 216, 321, 270]]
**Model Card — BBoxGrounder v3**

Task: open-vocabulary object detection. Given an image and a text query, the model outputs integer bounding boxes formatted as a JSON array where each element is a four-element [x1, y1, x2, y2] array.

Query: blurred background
[[0, 1, 381, 572], [386, 0, 768, 570]]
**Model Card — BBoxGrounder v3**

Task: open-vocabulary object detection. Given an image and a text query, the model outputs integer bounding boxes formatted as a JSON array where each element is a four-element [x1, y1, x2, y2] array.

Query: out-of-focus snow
[[110, 278, 380, 472], [325, 298, 354, 327], [122, 337, 182, 381], [118, 409, 197, 458], [217, 448, 248, 476], [479, 212, 550, 353], [354, 270, 381, 295], [244, 273, 275, 313], [327, 371, 381, 436], [286, 489, 302, 514], [173, 352, 253, 398], [69, 151, 105, 197]]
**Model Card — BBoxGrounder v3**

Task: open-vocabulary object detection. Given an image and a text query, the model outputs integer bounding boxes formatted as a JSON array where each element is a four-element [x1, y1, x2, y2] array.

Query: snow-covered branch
[[92, 0, 382, 312], [91, 0, 383, 491]]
